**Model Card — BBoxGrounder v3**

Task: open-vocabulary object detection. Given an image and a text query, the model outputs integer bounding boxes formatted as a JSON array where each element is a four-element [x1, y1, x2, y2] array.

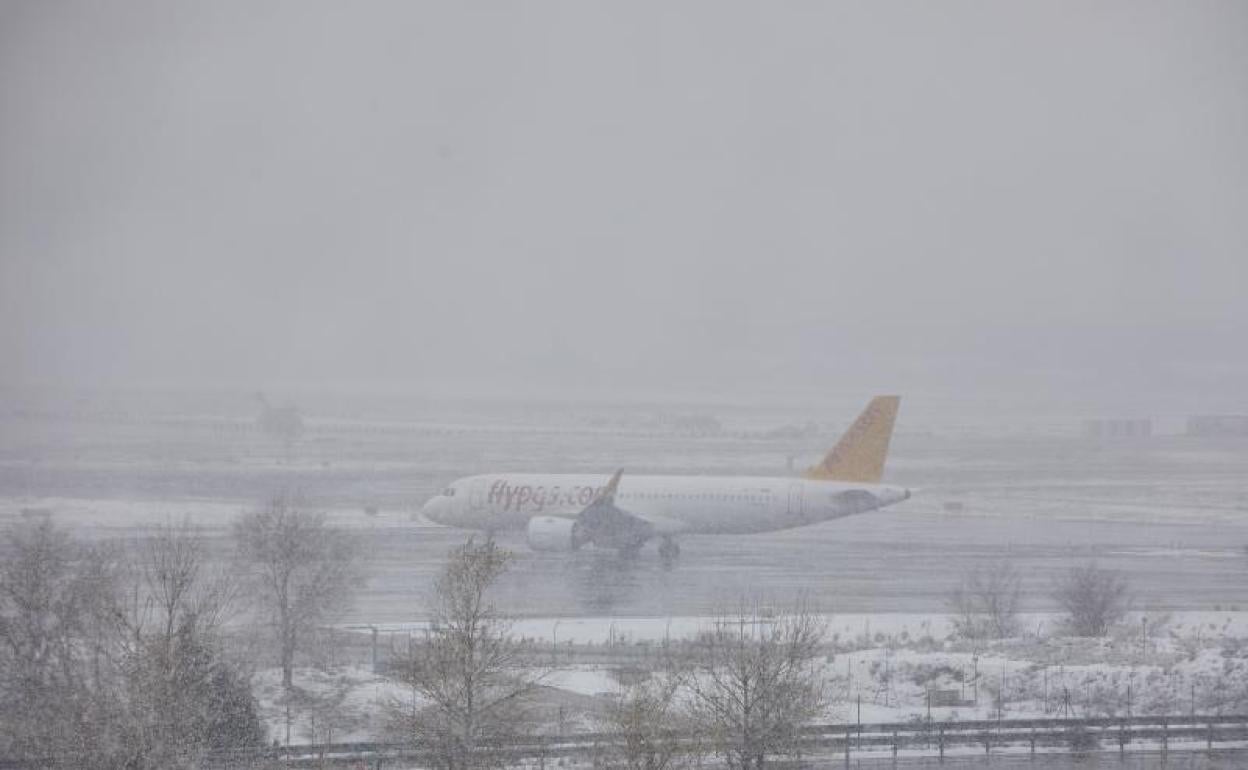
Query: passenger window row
[[619, 492, 767, 503]]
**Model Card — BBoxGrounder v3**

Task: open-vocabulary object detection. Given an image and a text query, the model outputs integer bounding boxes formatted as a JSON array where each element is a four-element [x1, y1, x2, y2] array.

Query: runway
[[2, 393, 1246, 622]]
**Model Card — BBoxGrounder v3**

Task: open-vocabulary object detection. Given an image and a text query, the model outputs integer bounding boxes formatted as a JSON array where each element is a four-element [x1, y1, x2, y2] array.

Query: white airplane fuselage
[[421, 396, 909, 554], [421, 472, 910, 538]]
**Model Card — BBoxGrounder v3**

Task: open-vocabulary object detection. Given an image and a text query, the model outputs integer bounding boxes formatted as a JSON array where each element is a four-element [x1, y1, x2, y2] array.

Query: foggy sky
[[2, 1, 1246, 403]]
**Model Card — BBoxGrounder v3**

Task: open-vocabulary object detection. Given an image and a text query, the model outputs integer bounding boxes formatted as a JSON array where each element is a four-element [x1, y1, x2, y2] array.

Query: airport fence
[[188, 714, 1248, 768]]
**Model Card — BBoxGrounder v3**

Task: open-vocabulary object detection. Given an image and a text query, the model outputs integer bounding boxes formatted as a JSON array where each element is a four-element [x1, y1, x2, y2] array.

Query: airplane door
[[787, 482, 804, 518], [469, 479, 486, 512]]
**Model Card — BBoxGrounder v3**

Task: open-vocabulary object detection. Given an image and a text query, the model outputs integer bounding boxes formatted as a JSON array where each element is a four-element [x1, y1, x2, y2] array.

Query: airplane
[[420, 396, 911, 560]]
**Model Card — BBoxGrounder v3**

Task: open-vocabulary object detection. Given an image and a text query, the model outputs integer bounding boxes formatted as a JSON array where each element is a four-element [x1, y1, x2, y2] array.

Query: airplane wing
[[571, 469, 686, 550]]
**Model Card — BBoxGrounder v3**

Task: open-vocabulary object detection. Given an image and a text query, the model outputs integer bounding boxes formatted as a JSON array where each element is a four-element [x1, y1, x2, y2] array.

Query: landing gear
[[658, 536, 681, 563]]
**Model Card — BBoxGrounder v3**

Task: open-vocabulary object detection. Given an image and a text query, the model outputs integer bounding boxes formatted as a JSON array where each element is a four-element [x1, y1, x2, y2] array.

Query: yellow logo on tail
[[804, 396, 900, 483]]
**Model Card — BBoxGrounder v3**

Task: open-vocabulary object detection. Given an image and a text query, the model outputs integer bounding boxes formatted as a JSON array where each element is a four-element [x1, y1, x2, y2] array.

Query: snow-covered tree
[[389, 538, 542, 769], [234, 496, 361, 691], [682, 602, 829, 769], [947, 561, 1023, 641], [604, 664, 701, 770], [1053, 563, 1130, 637]]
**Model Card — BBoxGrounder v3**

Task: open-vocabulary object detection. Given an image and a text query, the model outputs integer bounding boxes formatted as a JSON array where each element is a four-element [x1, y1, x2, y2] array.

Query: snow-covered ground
[[262, 610, 1248, 745], [542, 666, 621, 698], [358, 611, 1248, 647], [0, 495, 436, 534], [5, 395, 1247, 618], [252, 665, 414, 745], [7, 392, 1248, 748]]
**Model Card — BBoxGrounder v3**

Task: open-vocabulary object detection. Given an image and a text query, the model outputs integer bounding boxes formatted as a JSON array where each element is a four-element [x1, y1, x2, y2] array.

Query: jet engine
[[526, 516, 580, 552]]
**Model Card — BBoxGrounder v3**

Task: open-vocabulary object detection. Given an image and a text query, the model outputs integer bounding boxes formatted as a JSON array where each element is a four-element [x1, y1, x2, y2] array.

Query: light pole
[[552, 620, 562, 663]]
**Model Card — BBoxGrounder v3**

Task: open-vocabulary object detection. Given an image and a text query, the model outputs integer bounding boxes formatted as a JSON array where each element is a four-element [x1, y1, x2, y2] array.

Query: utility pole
[[972, 653, 979, 706], [926, 690, 932, 750], [999, 663, 1006, 720], [884, 653, 891, 707], [370, 626, 378, 674]]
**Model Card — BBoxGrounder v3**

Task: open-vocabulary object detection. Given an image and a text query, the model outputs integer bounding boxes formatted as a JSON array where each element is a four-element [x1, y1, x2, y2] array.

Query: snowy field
[[258, 608, 1248, 747], [8, 388, 1244, 766]]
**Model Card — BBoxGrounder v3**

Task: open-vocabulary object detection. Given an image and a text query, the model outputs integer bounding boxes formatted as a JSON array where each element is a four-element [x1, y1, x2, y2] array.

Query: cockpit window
[[443, 487, 456, 496]]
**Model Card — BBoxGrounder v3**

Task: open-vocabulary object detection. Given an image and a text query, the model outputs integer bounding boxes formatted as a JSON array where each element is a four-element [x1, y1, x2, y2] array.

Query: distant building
[[1187, 415, 1248, 437], [761, 422, 820, 440], [1082, 418, 1152, 439], [667, 414, 722, 437]]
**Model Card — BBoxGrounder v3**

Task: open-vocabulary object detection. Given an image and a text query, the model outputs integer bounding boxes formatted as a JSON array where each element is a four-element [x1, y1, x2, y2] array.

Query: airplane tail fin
[[804, 396, 900, 483]]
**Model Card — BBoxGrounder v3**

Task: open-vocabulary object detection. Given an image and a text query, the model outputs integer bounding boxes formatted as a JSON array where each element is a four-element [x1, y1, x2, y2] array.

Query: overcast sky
[[2, 1, 1245, 404]]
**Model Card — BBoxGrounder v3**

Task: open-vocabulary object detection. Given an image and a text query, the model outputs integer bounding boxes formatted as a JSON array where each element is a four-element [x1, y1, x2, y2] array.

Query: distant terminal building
[[1187, 414, 1248, 437], [1082, 418, 1152, 439], [666, 414, 723, 437]]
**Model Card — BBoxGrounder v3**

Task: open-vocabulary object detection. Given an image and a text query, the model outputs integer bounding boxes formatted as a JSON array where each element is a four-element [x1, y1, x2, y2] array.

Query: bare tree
[[234, 496, 361, 691], [119, 520, 237, 653], [388, 537, 542, 769], [1053, 563, 1130, 637], [0, 520, 262, 769], [947, 561, 1023, 641], [681, 602, 829, 769], [0, 519, 115, 767], [116, 521, 262, 769], [604, 665, 701, 770]]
